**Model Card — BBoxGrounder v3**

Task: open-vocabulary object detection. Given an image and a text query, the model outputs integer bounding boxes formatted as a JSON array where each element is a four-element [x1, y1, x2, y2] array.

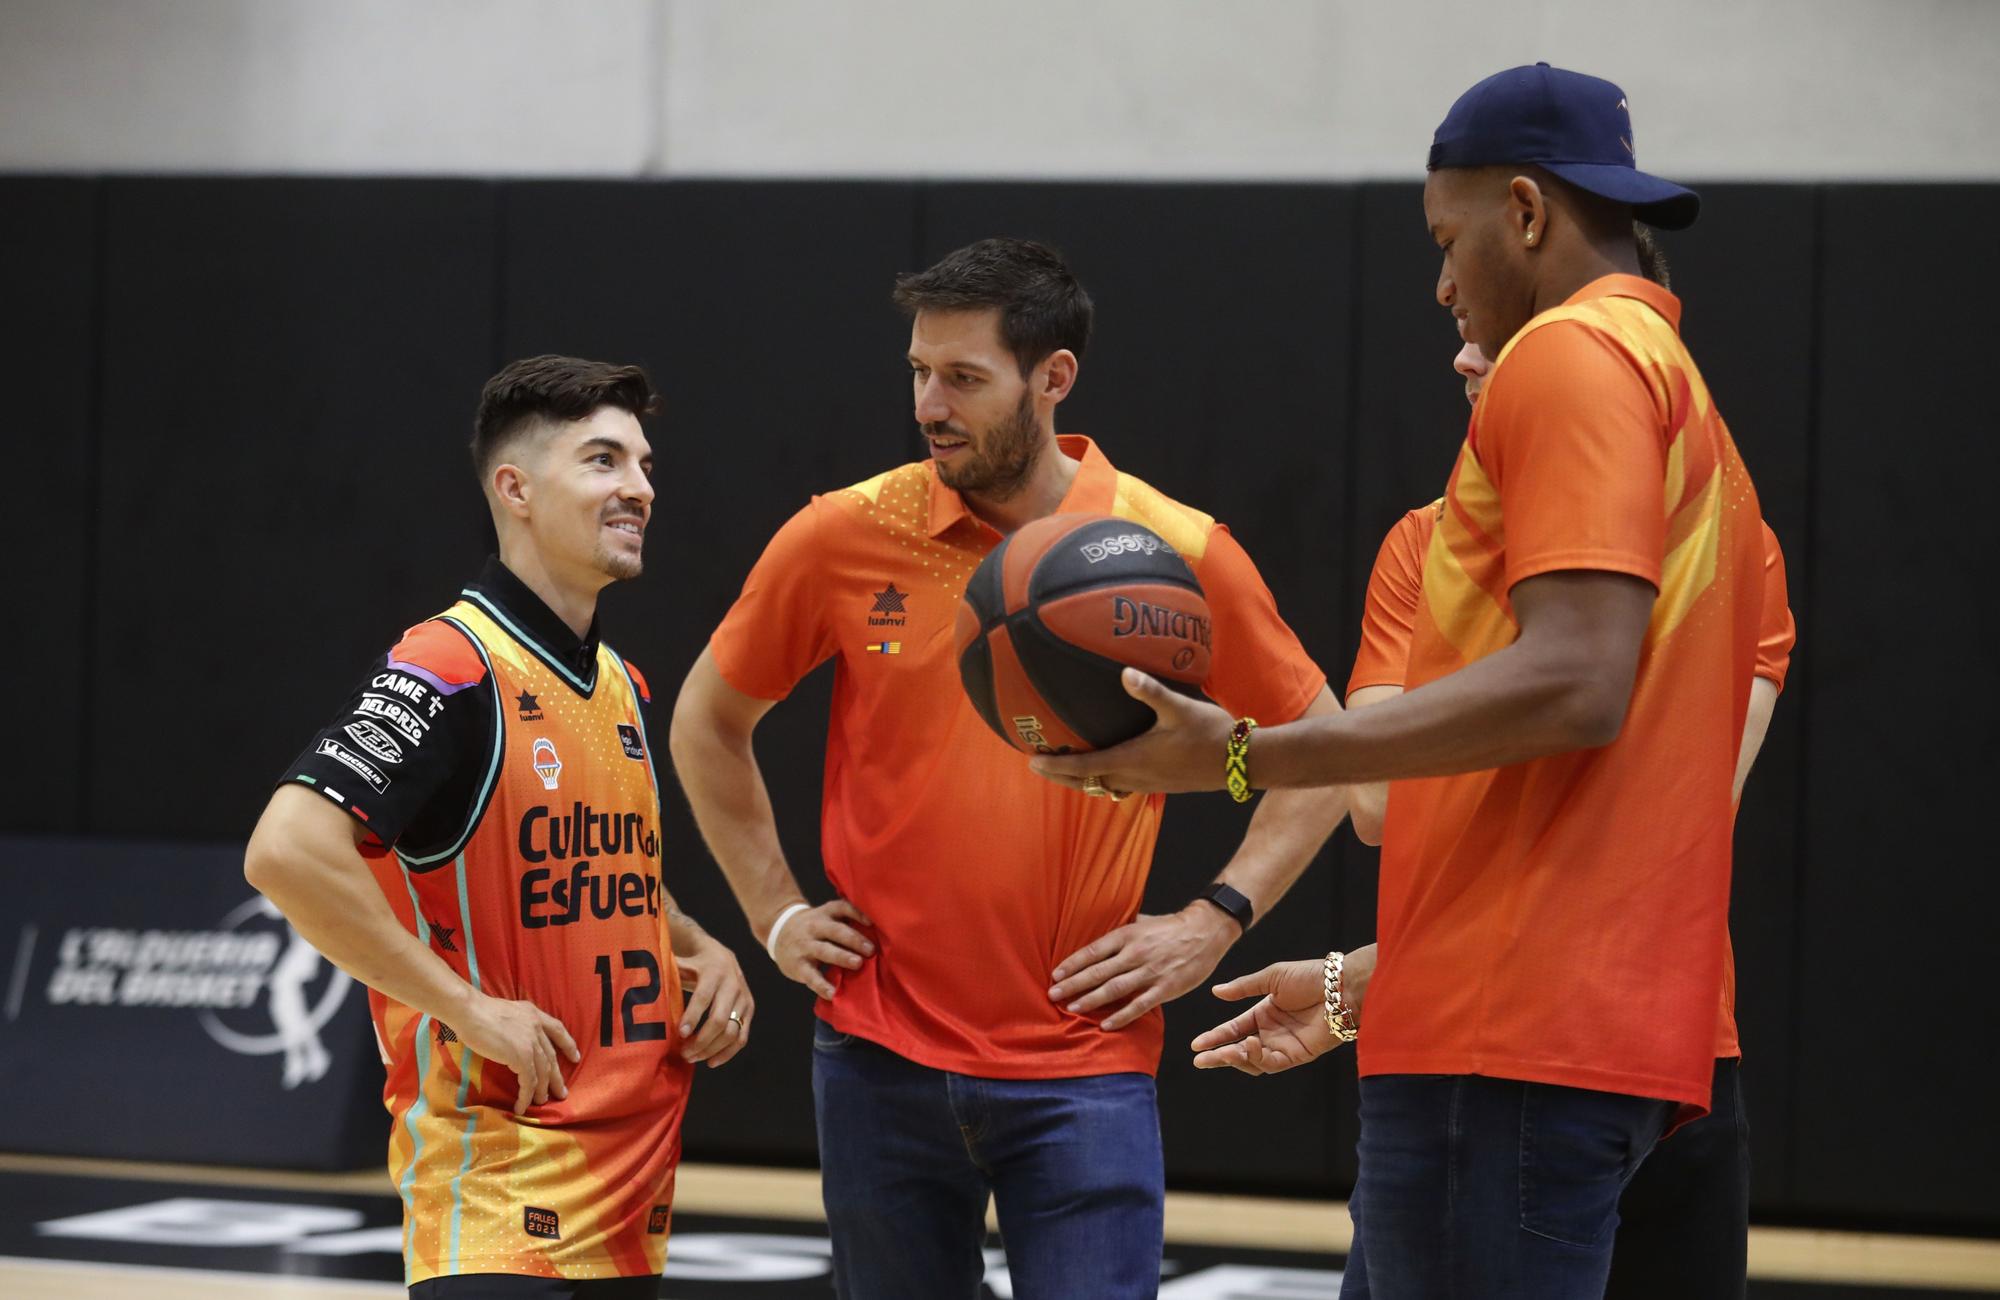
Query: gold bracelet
[[1224, 717, 1259, 803], [1322, 950, 1359, 1044]]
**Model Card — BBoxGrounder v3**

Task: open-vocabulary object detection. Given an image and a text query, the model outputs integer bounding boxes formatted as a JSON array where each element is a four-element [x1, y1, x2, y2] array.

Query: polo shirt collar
[[462, 555, 602, 689], [925, 434, 1119, 539], [1566, 273, 1683, 332]]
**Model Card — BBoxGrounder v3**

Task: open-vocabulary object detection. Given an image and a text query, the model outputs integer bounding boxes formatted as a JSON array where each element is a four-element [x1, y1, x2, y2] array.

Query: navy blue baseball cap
[[1429, 63, 1699, 230]]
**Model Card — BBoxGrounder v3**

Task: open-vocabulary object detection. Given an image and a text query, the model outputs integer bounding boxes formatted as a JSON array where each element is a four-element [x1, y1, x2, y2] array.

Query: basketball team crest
[[531, 738, 562, 790]]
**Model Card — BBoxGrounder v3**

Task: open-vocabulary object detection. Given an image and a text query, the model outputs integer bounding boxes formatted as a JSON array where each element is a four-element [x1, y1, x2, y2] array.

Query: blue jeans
[[810, 1020, 1165, 1299], [1342, 1074, 1674, 1300], [1604, 1057, 1750, 1300]]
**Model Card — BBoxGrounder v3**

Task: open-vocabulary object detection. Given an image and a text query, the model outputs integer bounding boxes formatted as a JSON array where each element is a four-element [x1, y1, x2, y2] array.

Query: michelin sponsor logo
[[317, 739, 390, 793], [342, 720, 404, 765], [41, 897, 353, 1089]]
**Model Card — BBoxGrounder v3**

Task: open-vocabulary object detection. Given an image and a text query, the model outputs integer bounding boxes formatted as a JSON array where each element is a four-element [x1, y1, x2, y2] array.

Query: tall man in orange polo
[[669, 238, 1345, 1299], [1187, 237, 1795, 1298], [1035, 67, 1765, 1297]]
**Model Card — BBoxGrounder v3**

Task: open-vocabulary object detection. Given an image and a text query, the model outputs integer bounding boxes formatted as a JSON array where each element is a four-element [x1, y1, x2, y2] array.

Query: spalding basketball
[[956, 513, 1211, 754]]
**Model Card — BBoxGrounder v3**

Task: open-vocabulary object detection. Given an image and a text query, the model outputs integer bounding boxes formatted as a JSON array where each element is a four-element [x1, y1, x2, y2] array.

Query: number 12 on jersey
[[592, 950, 667, 1046]]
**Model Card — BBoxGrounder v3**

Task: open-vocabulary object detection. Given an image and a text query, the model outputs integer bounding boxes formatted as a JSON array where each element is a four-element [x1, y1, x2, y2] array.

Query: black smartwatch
[[1196, 882, 1255, 933]]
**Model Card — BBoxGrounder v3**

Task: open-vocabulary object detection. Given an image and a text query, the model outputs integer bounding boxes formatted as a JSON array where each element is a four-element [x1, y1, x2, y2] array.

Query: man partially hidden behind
[[1035, 66, 1765, 1298], [671, 238, 1345, 1299], [246, 356, 752, 1298]]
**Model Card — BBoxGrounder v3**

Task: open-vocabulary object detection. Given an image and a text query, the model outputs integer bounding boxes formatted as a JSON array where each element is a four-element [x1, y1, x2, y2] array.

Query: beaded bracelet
[[1224, 717, 1258, 803]]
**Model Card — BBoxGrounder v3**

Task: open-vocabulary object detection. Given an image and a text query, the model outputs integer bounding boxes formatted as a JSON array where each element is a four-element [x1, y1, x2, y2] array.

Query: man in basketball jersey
[[669, 238, 1348, 1298], [245, 355, 752, 1298]]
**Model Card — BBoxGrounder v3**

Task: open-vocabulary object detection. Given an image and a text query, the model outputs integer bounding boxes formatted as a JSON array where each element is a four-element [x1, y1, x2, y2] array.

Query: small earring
[[1525, 232, 1536, 244]]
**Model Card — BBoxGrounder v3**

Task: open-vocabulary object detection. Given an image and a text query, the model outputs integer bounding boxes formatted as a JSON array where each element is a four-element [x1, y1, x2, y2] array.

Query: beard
[[594, 546, 643, 581], [592, 513, 645, 581], [928, 390, 1041, 501]]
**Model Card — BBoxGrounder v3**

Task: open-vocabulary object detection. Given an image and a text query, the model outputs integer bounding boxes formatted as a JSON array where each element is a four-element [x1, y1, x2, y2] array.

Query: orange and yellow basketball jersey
[[366, 596, 691, 1286]]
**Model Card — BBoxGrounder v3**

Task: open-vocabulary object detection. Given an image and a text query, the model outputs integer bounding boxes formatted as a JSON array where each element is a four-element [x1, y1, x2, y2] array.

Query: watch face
[[1205, 885, 1253, 928]]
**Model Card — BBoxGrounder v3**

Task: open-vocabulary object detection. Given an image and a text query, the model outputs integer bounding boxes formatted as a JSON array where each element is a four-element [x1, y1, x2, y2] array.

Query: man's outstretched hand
[[1029, 669, 1235, 796], [1189, 957, 1337, 1077]]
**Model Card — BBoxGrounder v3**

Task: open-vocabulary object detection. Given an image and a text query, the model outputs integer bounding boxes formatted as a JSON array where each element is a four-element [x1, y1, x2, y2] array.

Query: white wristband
[[764, 902, 812, 964]]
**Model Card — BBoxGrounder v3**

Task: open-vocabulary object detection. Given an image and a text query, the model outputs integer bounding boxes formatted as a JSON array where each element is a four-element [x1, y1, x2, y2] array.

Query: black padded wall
[[5, 175, 1995, 1229], [87, 179, 500, 839], [1790, 186, 1999, 1227], [0, 180, 99, 834]]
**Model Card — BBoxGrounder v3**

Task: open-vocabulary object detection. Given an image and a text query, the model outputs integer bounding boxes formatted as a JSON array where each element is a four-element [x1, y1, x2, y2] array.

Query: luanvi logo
[[516, 690, 544, 722], [868, 583, 908, 627]]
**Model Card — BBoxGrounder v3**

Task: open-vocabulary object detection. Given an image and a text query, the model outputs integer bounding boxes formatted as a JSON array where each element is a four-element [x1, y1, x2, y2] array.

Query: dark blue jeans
[[810, 1020, 1165, 1299], [1342, 1074, 1674, 1300], [1604, 1057, 1750, 1300]]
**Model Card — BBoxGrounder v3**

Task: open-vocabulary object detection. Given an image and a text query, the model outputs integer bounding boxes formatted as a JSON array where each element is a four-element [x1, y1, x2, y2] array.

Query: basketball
[[955, 513, 1212, 754]]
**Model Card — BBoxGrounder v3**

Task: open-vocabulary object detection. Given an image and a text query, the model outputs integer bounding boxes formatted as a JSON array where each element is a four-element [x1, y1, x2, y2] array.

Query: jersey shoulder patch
[[826, 462, 933, 533], [836, 461, 929, 507], [622, 658, 651, 703], [1109, 472, 1215, 564], [386, 619, 487, 696]]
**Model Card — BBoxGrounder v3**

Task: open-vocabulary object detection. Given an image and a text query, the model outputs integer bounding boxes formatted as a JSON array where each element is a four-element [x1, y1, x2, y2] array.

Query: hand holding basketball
[[1030, 667, 1234, 795], [958, 514, 1213, 755]]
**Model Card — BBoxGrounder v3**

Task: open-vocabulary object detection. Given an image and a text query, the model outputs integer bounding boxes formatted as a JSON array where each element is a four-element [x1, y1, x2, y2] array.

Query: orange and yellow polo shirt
[[1361, 275, 1767, 1116], [710, 435, 1324, 1079], [1348, 502, 1796, 1063]]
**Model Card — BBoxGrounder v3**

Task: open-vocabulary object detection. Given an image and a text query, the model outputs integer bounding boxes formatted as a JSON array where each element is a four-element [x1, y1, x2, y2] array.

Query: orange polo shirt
[[1348, 504, 1795, 1062], [710, 436, 1324, 1078], [1362, 275, 1767, 1115]]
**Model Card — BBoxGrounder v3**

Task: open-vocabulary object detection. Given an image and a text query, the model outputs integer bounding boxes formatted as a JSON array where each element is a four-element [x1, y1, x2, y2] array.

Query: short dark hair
[[1633, 223, 1673, 290], [891, 237, 1093, 376], [471, 355, 660, 479]]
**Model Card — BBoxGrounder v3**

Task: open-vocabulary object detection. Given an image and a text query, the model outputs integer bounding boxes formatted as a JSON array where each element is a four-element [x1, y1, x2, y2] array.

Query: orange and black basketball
[[955, 513, 1211, 754]]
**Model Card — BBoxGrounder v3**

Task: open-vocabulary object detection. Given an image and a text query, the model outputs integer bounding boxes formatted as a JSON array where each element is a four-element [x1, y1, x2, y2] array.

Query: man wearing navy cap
[[1030, 64, 1767, 1299]]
